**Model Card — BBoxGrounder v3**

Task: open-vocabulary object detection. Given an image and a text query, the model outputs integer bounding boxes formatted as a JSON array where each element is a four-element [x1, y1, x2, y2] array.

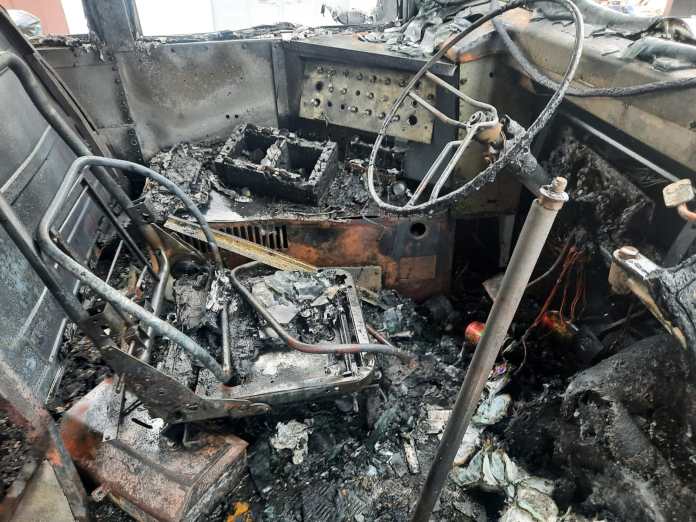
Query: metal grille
[[216, 223, 289, 250]]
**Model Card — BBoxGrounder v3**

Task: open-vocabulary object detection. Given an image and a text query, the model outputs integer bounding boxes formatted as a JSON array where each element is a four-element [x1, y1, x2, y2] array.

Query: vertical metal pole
[[411, 178, 568, 522]]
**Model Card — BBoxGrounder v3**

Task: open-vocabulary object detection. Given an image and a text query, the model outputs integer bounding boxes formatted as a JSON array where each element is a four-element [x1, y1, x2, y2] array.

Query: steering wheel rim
[[366, 0, 584, 215]]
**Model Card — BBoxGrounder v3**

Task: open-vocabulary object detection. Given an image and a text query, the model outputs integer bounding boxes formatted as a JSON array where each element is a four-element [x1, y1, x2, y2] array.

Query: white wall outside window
[[61, 0, 89, 33], [134, 0, 379, 36]]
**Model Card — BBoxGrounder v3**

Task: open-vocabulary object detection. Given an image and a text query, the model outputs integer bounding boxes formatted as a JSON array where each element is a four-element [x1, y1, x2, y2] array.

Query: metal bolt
[[617, 246, 639, 260], [364, 109, 372, 116], [367, 92, 375, 99], [340, 88, 347, 94], [349, 106, 358, 113], [551, 177, 567, 193]]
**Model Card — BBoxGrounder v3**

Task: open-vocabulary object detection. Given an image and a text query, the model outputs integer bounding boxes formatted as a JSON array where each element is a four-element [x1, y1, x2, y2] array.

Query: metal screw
[[340, 88, 347, 94]]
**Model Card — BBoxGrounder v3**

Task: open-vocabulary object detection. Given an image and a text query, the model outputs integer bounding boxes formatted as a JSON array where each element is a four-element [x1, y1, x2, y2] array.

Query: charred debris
[[31, 119, 694, 522], [2, 1, 696, 521]]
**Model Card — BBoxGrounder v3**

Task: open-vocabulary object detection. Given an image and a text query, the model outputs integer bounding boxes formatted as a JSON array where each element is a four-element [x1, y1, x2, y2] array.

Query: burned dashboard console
[[214, 124, 339, 204]]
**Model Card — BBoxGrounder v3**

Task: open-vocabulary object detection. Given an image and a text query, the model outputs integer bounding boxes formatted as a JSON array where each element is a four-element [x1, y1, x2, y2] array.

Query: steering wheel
[[367, 0, 584, 215]]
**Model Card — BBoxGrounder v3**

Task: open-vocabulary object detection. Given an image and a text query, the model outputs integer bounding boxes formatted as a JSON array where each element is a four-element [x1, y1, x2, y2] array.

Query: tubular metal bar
[[424, 71, 498, 116], [407, 139, 465, 206], [411, 178, 568, 522], [429, 123, 485, 201], [408, 92, 468, 128], [563, 113, 678, 183], [105, 240, 125, 285], [0, 52, 136, 221], [138, 250, 170, 363], [231, 261, 415, 363], [83, 179, 158, 280], [37, 156, 230, 382]]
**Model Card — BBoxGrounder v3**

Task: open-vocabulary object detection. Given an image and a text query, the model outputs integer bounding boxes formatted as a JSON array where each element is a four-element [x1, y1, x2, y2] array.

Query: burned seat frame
[[32, 154, 391, 424]]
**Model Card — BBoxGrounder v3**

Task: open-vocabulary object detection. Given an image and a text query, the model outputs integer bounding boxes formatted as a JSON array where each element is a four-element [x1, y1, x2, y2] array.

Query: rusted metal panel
[[61, 380, 249, 522], [204, 214, 454, 301]]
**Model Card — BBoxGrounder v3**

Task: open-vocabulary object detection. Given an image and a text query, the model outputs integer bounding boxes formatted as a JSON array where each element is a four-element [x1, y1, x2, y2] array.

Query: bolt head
[[551, 177, 568, 193]]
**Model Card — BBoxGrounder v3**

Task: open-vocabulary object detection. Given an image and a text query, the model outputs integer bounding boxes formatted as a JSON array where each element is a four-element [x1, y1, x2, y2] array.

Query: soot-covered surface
[[38, 124, 696, 521], [144, 130, 411, 222]]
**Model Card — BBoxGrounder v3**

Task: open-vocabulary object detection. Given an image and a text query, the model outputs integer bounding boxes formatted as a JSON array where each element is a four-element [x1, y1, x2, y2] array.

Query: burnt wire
[[490, 0, 696, 97], [515, 244, 585, 368], [526, 234, 574, 289]]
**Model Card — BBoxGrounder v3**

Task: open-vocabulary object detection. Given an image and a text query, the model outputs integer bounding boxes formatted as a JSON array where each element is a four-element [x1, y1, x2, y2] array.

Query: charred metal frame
[[37, 155, 235, 383], [0, 164, 267, 424], [0, 198, 89, 521], [214, 123, 339, 204], [231, 261, 413, 362]]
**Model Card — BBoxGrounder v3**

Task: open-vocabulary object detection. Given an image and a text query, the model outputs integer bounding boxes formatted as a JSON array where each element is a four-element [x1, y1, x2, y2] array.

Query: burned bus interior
[[1, 0, 696, 520]]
